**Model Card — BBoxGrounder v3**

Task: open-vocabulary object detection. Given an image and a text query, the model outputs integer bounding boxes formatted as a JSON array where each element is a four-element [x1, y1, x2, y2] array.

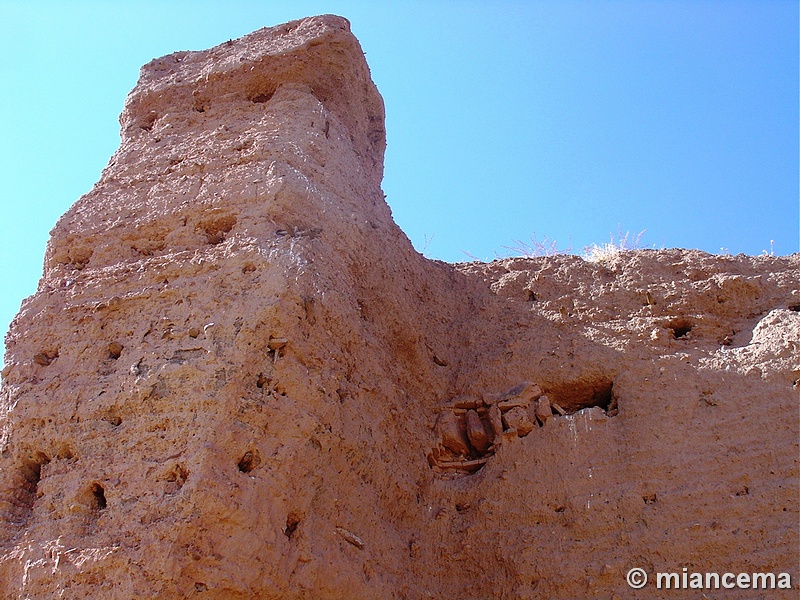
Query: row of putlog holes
[[138, 88, 275, 129], [12, 445, 262, 524], [55, 214, 237, 272]]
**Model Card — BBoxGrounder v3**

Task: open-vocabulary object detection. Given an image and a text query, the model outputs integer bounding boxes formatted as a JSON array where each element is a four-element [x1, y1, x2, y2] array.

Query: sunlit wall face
[[1, 0, 797, 347]]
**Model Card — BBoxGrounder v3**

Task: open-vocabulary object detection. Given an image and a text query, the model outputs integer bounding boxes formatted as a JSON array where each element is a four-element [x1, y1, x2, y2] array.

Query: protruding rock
[[451, 395, 481, 410], [487, 405, 503, 440], [535, 395, 552, 425], [437, 411, 470, 456], [465, 409, 491, 453], [268, 337, 288, 351]]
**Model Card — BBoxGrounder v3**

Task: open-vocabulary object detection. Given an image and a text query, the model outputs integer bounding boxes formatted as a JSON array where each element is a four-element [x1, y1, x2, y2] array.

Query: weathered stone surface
[[1, 14, 798, 600]]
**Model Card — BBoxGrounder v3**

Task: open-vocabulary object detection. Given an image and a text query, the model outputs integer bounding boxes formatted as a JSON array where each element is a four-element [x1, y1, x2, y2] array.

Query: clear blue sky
[[1, 1, 798, 347]]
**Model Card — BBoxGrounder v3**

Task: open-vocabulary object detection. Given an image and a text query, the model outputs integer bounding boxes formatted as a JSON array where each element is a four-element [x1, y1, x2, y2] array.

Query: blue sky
[[1, 1, 798, 347]]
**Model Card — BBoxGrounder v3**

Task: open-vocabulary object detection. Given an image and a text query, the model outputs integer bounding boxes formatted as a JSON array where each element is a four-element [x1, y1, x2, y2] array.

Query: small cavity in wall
[[665, 316, 694, 339], [284, 510, 302, 540], [237, 450, 261, 473], [544, 376, 617, 415], [90, 483, 107, 510], [4, 452, 51, 528], [196, 212, 237, 245]]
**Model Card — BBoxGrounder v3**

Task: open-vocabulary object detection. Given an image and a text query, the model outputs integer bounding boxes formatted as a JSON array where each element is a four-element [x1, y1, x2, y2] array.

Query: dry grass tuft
[[502, 233, 572, 258], [583, 230, 645, 263]]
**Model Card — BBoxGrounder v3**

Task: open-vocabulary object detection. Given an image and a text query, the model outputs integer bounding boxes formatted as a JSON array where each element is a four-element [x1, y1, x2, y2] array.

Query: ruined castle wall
[[1, 15, 797, 599]]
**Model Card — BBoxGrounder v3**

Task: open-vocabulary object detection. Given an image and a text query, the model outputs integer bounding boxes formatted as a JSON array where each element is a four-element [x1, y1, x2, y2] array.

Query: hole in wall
[[192, 91, 207, 113], [33, 349, 59, 367], [65, 247, 93, 270], [237, 450, 261, 473], [50, 242, 93, 270], [428, 382, 549, 478], [33, 354, 50, 366], [543, 376, 615, 415], [138, 111, 158, 131], [103, 413, 122, 427], [91, 483, 107, 510], [285, 511, 301, 540], [7, 453, 51, 525], [107, 342, 123, 360], [20, 453, 50, 497], [250, 91, 274, 104], [56, 446, 75, 460], [164, 464, 189, 494], [666, 317, 694, 339], [197, 214, 236, 245], [788, 303, 800, 312]]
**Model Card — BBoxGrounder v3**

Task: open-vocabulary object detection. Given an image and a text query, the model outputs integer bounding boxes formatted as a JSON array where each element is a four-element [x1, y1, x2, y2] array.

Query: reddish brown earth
[[1, 15, 798, 599]]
